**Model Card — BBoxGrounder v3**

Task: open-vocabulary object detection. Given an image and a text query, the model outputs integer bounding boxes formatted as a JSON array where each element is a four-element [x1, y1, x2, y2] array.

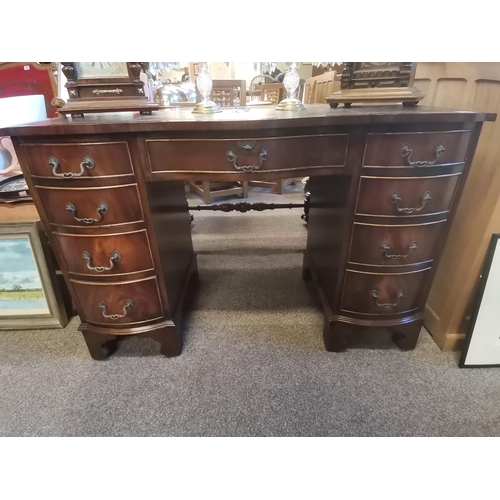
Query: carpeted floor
[[1, 183, 500, 436]]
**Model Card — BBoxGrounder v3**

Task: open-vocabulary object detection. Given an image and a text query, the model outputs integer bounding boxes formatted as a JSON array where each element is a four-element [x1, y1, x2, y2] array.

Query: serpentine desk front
[[1, 105, 494, 360]]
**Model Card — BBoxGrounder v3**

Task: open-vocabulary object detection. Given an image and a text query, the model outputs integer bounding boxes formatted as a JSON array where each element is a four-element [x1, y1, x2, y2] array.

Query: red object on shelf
[[0, 62, 58, 118]]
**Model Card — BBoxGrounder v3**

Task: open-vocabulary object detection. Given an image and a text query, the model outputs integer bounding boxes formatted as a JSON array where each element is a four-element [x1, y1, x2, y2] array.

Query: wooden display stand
[[327, 87, 425, 108]]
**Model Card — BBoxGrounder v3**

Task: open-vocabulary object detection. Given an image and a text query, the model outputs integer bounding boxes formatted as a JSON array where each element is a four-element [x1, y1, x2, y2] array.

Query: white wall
[[233, 62, 260, 87], [209, 62, 233, 79]]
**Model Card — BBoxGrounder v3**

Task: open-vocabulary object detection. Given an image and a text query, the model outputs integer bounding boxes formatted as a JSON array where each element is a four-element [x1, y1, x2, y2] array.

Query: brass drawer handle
[[99, 299, 133, 320], [48, 155, 95, 178], [381, 241, 417, 259], [65, 201, 108, 224], [390, 191, 431, 214], [370, 289, 404, 309], [92, 88, 123, 95], [226, 147, 269, 173], [400, 142, 445, 167], [82, 250, 121, 272]]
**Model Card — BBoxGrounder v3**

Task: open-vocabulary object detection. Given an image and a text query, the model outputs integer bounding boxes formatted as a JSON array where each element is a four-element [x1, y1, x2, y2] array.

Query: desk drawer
[[36, 184, 144, 228], [20, 142, 134, 179], [348, 221, 445, 266], [145, 134, 348, 174], [71, 277, 163, 326], [363, 131, 472, 168], [355, 174, 461, 217], [54, 229, 154, 277], [341, 268, 431, 315]]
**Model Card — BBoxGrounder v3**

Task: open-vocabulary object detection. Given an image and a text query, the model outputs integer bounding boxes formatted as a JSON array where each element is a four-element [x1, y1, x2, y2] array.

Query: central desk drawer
[[36, 184, 144, 228], [54, 230, 154, 276], [145, 135, 348, 174], [71, 276, 163, 326], [355, 174, 461, 217]]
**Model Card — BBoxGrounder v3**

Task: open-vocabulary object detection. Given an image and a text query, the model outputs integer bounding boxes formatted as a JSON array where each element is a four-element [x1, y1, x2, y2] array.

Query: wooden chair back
[[260, 80, 306, 104], [249, 75, 276, 102], [316, 71, 339, 103], [297, 79, 305, 101], [304, 71, 339, 104], [304, 78, 317, 105], [260, 83, 284, 104]]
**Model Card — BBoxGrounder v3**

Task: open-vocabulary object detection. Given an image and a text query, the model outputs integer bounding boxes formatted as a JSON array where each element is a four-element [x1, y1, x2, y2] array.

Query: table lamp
[[192, 62, 221, 114], [276, 63, 305, 111]]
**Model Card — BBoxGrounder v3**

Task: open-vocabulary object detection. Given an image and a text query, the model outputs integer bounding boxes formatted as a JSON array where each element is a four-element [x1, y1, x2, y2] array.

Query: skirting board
[[424, 303, 466, 351]]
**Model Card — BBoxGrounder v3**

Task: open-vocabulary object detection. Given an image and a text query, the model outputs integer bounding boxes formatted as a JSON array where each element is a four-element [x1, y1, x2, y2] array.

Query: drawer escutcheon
[[82, 250, 122, 273], [380, 241, 417, 260], [99, 299, 133, 320], [370, 289, 404, 309], [390, 191, 431, 214], [226, 147, 269, 173], [48, 155, 95, 178], [400, 142, 446, 167], [65, 201, 108, 224]]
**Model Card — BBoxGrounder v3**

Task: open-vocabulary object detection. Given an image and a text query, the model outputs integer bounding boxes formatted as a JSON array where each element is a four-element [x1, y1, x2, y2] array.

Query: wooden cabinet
[[12, 137, 196, 360]]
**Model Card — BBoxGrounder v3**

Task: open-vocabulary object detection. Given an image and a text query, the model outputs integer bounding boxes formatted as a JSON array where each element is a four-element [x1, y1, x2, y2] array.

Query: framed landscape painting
[[0, 221, 68, 329]]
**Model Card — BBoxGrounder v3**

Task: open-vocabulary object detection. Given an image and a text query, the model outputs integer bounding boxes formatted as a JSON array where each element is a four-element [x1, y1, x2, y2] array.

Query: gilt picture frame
[[459, 234, 500, 368], [0, 220, 68, 330]]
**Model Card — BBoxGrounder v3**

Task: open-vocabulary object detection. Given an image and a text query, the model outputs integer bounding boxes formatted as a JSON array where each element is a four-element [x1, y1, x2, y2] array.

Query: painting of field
[[0, 236, 49, 315]]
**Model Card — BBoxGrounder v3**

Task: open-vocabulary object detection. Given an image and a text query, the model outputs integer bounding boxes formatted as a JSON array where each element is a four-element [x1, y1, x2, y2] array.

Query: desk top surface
[[0, 104, 495, 137]]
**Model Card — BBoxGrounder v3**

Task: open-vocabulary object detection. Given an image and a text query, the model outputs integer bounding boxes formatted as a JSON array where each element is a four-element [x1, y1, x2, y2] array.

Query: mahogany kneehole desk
[[2, 105, 495, 360]]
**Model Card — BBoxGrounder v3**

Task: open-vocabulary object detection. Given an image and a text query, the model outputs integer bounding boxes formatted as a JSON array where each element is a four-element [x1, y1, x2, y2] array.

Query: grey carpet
[[1, 184, 500, 436]]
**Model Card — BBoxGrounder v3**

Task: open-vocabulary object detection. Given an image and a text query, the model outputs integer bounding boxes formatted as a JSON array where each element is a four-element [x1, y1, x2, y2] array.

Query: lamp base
[[192, 100, 222, 114], [276, 98, 305, 111], [53, 98, 159, 117]]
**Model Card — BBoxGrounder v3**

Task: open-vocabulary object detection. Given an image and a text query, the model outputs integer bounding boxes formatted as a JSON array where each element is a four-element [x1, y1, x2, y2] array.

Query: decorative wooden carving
[[327, 62, 425, 108], [190, 201, 304, 212]]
